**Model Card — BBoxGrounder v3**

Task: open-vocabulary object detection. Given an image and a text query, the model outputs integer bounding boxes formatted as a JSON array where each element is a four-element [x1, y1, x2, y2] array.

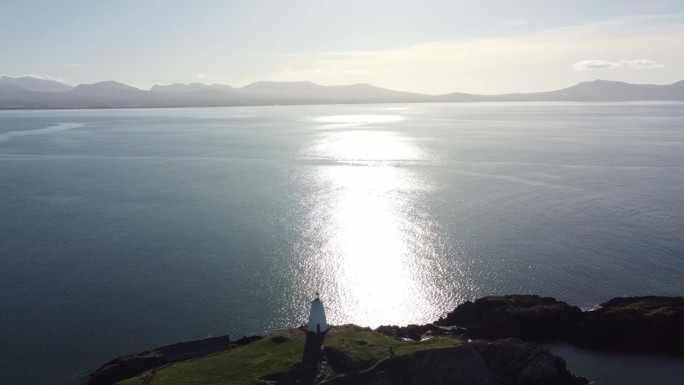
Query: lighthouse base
[[300, 331, 327, 385]]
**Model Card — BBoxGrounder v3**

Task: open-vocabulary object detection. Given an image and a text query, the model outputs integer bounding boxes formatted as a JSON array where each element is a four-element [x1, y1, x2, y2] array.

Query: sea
[[0, 102, 682, 385]]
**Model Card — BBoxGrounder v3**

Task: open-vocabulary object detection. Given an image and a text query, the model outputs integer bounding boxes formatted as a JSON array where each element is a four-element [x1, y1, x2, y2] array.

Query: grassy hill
[[118, 326, 461, 385]]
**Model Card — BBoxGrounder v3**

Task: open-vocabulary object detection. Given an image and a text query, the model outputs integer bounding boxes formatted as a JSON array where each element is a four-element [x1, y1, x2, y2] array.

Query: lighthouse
[[300, 293, 327, 385], [307, 292, 327, 334]]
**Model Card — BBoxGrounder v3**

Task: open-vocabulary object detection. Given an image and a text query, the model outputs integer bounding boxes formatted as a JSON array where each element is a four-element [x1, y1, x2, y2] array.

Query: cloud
[[573, 60, 621, 70], [255, 14, 683, 94], [196, 74, 206, 79], [573, 59, 664, 71], [624, 59, 663, 69]]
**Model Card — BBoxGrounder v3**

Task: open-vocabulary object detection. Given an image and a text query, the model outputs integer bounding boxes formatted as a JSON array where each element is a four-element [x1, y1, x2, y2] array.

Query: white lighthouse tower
[[307, 292, 327, 334], [300, 293, 328, 385]]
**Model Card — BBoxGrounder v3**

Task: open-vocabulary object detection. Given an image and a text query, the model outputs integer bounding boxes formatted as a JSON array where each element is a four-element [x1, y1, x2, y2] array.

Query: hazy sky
[[2, 0, 683, 94]]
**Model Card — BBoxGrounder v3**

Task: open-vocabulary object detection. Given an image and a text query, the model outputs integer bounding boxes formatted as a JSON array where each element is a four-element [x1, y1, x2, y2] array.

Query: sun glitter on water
[[295, 113, 446, 327]]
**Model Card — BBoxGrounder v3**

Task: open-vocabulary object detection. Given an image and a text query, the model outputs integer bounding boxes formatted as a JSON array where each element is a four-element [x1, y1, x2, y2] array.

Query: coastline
[[87, 295, 683, 385]]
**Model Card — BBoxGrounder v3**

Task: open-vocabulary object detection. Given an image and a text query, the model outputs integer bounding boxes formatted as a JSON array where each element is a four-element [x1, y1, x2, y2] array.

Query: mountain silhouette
[[1, 78, 682, 109], [0, 76, 73, 93]]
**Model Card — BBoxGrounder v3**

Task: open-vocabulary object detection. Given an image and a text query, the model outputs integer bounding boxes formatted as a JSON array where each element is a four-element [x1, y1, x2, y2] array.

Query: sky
[[1, 0, 683, 94]]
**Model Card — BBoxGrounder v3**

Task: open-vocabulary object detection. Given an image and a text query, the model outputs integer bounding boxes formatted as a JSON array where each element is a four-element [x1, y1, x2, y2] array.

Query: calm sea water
[[1, 103, 683, 384]]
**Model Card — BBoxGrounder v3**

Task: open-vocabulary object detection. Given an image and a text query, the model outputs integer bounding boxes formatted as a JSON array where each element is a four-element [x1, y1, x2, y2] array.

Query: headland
[[87, 295, 683, 385]]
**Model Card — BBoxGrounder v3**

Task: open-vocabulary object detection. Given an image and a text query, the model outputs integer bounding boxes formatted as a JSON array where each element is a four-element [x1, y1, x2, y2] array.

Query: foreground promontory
[[89, 295, 683, 385], [433, 295, 684, 355]]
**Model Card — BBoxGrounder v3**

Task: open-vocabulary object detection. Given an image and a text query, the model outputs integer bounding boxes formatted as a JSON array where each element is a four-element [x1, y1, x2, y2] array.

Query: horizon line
[[2, 75, 684, 96]]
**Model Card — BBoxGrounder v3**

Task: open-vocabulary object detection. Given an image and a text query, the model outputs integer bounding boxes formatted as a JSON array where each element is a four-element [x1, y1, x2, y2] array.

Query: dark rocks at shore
[[374, 324, 434, 341], [471, 339, 587, 385], [427, 295, 684, 355], [570, 296, 684, 355], [87, 350, 165, 385], [322, 339, 587, 385], [435, 295, 583, 341]]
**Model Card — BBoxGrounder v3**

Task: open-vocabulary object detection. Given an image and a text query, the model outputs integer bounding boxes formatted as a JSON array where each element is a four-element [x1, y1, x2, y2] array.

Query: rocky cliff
[[429, 295, 684, 355], [323, 339, 587, 385]]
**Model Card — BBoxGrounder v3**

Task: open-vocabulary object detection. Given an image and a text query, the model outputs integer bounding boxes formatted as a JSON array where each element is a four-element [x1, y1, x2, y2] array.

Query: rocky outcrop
[[435, 295, 582, 341], [87, 350, 165, 385], [569, 296, 684, 355], [471, 339, 586, 385], [432, 295, 684, 355], [322, 339, 587, 385], [374, 324, 433, 341]]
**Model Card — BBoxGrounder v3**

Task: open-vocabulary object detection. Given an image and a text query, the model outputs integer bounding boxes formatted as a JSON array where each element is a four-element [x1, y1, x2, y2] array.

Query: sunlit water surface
[[0, 103, 683, 384]]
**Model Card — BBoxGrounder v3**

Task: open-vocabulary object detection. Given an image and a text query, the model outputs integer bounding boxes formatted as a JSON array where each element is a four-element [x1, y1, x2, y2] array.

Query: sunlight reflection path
[[298, 113, 451, 327]]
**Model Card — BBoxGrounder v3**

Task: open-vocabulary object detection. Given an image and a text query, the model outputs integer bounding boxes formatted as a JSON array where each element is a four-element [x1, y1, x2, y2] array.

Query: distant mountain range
[[1, 76, 682, 109], [0, 76, 74, 93]]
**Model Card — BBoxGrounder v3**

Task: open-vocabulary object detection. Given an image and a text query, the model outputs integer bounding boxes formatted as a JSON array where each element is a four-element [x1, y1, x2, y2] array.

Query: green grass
[[118, 330, 304, 385], [604, 299, 679, 317], [325, 325, 461, 364], [118, 326, 462, 385]]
